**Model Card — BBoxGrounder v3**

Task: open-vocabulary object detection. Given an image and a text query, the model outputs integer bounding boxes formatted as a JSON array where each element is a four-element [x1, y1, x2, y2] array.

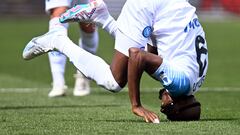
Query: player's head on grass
[[159, 89, 201, 121]]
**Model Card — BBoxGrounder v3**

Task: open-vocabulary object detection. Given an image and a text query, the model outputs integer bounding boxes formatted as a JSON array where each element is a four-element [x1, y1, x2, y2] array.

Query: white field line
[[200, 87, 240, 91], [0, 87, 240, 93], [0, 88, 40, 93]]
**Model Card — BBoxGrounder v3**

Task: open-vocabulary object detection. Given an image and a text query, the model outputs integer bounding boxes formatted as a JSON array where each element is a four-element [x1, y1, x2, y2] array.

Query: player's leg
[[23, 30, 128, 93], [68, 0, 126, 88], [78, 23, 98, 54], [73, 22, 99, 96], [58, 35, 126, 91], [60, 0, 117, 37], [23, 0, 128, 92], [45, 0, 71, 97], [70, 0, 111, 96]]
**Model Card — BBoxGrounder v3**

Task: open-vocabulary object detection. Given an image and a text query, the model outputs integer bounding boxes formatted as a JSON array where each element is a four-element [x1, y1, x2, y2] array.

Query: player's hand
[[132, 106, 159, 123]]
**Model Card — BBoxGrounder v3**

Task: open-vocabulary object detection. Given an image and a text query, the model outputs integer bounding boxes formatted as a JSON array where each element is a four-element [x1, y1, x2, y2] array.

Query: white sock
[[91, 0, 118, 38], [49, 17, 69, 34], [53, 35, 121, 92], [102, 16, 118, 38], [48, 17, 69, 87], [79, 28, 99, 54], [48, 51, 66, 87]]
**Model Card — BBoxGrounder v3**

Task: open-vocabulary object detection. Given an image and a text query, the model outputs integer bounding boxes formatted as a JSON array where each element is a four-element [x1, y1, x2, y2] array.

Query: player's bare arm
[[128, 47, 163, 123]]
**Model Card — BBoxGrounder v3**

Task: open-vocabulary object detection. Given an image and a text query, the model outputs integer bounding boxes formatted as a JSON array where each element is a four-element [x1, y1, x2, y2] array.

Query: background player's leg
[[73, 22, 99, 96], [79, 23, 98, 54], [47, 6, 69, 97]]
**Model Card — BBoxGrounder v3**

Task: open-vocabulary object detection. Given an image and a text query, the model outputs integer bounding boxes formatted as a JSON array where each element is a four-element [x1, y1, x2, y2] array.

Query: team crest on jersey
[[142, 26, 153, 38]]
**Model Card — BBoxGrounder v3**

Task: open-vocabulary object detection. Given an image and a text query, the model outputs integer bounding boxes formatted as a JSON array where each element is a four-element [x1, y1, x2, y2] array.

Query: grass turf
[[0, 17, 240, 134], [0, 88, 239, 135]]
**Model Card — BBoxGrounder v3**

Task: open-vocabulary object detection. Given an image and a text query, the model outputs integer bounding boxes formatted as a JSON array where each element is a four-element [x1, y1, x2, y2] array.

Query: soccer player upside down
[[23, 0, 208, 123]]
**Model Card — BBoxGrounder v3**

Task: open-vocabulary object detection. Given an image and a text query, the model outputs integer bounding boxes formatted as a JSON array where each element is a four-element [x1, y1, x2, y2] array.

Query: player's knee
[[108, 88, 122, 93], [50, 7, 68, 18], [79, 22, 96, 33], [103, 80, 122, 93], [98, 69, 123, 93]]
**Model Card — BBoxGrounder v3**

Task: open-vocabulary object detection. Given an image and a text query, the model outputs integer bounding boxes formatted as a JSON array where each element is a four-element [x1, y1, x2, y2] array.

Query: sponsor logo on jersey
[[184, 18, 201, 33], [193, 75, 206, 92]]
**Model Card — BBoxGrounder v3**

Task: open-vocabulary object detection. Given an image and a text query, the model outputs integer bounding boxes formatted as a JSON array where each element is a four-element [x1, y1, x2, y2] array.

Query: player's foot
[[22, 30, 62, 60], [59, 0, 109, 26], [48, 85, 67, 97], [73, 73, 90, 96]]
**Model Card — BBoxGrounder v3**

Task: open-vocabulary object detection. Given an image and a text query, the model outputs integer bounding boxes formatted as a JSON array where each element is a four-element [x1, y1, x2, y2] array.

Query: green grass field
[[0, 17, 240, 135]]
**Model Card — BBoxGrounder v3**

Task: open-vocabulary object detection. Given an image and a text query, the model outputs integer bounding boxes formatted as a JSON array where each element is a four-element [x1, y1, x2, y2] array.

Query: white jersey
[[116, 0, 208, 93]]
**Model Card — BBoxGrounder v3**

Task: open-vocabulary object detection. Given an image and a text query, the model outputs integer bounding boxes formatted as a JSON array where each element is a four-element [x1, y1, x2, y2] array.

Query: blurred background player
[[45, 0, 99, 97]]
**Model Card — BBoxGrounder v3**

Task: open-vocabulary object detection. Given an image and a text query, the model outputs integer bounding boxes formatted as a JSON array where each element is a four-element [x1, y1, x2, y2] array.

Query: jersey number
[[195, 35, 208, 77]]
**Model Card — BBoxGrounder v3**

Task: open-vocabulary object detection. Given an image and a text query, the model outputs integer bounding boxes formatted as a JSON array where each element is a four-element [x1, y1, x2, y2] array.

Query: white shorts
[[116, 0, 153, 56], [45, 0, 90, 13], [115, 30, 145, 57]]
